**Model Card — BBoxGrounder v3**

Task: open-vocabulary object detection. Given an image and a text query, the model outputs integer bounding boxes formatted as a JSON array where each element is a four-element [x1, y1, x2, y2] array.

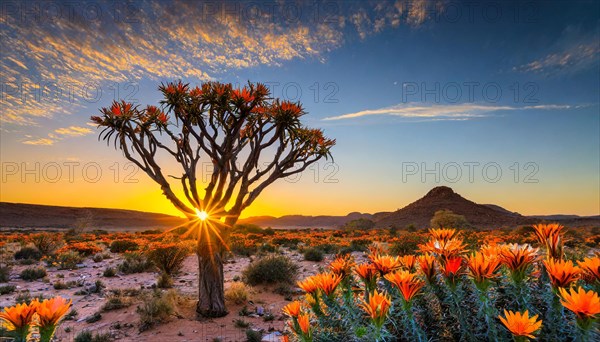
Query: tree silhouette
[[91, 81, 335, 317]]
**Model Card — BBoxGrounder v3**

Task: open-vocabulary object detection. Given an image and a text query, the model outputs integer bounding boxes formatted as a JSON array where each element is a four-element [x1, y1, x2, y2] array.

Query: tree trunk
[[195, 216, 237, 318], [196, 246, 227, 317]]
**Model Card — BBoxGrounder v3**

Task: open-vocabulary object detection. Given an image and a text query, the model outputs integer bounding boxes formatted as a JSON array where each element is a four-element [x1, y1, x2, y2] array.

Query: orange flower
[[33, 297, 72, 329], [314, 272, 342, 296], [384, 270, 424, 302], [297, 312, 311, 335], [370, 255, 402, 275], [533, 223, 564, 260], [355, 263, 378, 282], [498, 310, 542, 339], [359, 289, 391, 328], [298, 275, 319, 294], [543, 259, 580, 289], [419, 238, 467, 259], [442, 256, 463, 276], [280, 101, 302, 116], [532, 223, 564, 245], [558, 287, 600, 320], [232, 87, 255, 103], [329, 255, 356, 277], [417, 254, 437, 283], [499, 244, 539, 283], [577, 256, 600, 283], [157, 112, 168, 125], [429, 228, 459, 242], [110, 101, 122, 116], [0, 301, 38, 337], [399, 255, 417, 272], [282, 301, 301, 318], [467, 252, 501, 291]]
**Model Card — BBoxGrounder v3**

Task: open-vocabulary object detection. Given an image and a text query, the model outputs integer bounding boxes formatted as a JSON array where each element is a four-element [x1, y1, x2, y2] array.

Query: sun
[[195, 209, 209, 221]]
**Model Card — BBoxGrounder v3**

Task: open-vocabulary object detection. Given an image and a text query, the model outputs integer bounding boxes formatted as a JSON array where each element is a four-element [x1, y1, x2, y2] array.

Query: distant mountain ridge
[[0, 202, 185, 230], [2, 187, 599, 230]]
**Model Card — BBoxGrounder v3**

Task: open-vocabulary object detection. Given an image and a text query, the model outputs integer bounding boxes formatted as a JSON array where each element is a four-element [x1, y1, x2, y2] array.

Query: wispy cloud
[[22, 138, 55, 146], [21, 126, 93, 146], [514, 42, 599, 74], [1, 0, 442, 127], [323, 103, 574, 121]]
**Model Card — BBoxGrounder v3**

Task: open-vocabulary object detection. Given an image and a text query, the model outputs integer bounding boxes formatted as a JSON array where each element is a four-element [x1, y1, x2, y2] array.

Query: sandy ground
[[1, 248, 367, 342]]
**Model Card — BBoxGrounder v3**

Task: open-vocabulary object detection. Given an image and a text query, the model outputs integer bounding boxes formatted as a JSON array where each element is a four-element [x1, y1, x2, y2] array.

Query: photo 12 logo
[[401, 162, 540, 184]]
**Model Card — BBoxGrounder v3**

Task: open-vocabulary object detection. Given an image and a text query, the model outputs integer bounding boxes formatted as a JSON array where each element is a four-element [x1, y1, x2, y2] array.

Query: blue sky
[[1, 0, 599, 217]]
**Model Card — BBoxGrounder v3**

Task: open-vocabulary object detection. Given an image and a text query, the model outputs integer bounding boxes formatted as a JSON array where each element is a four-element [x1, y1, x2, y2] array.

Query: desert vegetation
[[0, 223, 598, 341]]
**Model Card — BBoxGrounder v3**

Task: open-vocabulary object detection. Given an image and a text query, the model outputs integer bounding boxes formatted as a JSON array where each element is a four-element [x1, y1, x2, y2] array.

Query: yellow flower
[[498, 310, 542, 339]]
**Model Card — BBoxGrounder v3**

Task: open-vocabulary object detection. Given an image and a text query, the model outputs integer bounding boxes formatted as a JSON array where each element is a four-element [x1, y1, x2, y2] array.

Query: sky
[[1, 0, 599, 218]]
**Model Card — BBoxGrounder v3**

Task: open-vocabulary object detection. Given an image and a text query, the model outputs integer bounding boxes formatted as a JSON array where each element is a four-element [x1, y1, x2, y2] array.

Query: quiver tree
[[91, 81, 335, 317]]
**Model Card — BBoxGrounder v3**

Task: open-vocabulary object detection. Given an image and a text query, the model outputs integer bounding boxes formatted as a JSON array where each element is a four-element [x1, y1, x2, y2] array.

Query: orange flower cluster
[[0, 297, 72, 342]]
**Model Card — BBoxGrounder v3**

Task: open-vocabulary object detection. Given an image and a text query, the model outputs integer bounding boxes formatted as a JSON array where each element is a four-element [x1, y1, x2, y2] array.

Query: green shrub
[[20, 266, 47, 281], [102, 293, 133, 311], [85, 312, 102, 323], [156, 273, 174, 288], [118, 252, 154, 274], [92, 254, 104, 262], [246, 329, 262, 342], [74, 330, 111, 342], [64, 309, 78, 321], [103, 267, 116, 277], [55, 250, 84, 269], [137, 290, 175, 332], [0, 265, 10, 282], [30, 232, 63, 255], [147, 242, 190, 275], [110, 240, 139, 253], [15, 291, 44, 304], [53, 280, 69, 290], [74, 331, 93, 342], [242, 255, 298, 285], [234, 319, 250, 328], [14, 247, 42, 261], [303, 247, 324, 262], [224, 282, 249, 304], [0, 284, 16, 295]]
